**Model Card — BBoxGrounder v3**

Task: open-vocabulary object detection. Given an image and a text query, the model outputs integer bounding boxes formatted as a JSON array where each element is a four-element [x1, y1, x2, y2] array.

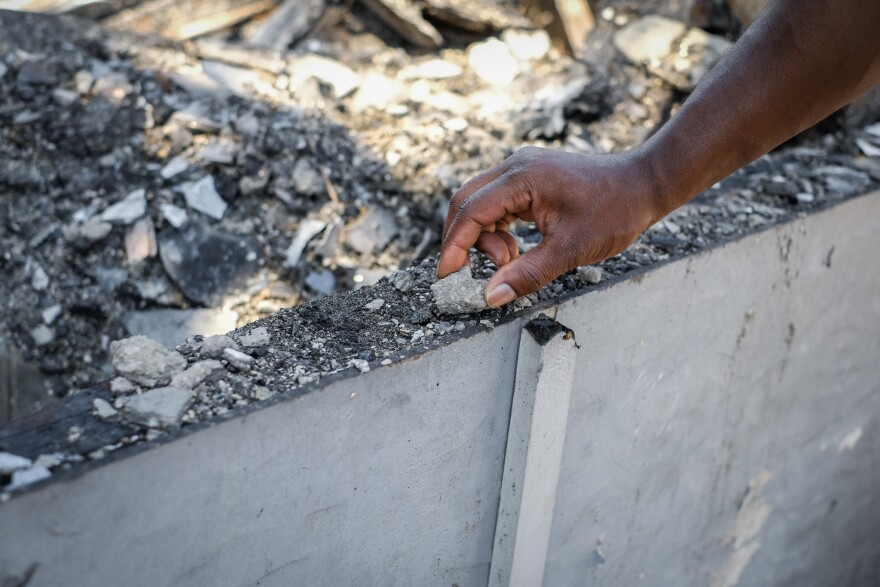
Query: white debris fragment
[[30, 262, 49, 291], [284, 218, 327, 268], [0, 452, 32, 475], [93, 398, 118, 419], [576, 265, 603, 285], [350, 358, 370, 373], [837, 427, 863, 452], [78, 216, 113, 242], [110, 376, 135, 394], [222, 348, 254, 371], [30, 324, 55, 347], [109, 335, 187, 387], [6, 466, 52, 492], [179, 176, 227, 220], [101, 188, 147, 224], [42, 304, 63, 325], [364, 298, 385, 311], [199, 334, 239, 358], [239, 327, 270, 348], [502, 28, 551, 61], [33, 453, 64, 469], [160, 156, 190, 180], [123, 386, 192, 428], [468, 38, 519, 86], [170, 359, 222, 389], [160, 203, 189, 228], [399, 59, 463, 80]]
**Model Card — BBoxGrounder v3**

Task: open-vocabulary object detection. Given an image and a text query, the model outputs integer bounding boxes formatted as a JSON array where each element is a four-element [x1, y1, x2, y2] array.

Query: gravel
[[109, 336, 187, 387]]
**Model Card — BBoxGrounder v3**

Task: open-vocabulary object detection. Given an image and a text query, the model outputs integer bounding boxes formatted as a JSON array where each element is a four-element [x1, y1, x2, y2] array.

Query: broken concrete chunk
[[289, 55, 361, 99], [200, 335, 239, 358], [391, 271, 414, 293], [0, 452, 33, 475], [110, 377, 135, 394], [109, 335, 187, 387], [30, 324, 55, 347], [78, 216, 113, 242], [101, 188, 147, 224], [6, 466, 51, 492], [42, 304, 62, 325], [222, 348, 254, 371], [30, 261, 49, 291], [160, 203, 189, 228], [359, 0, 444, 48], [431, 267, 490, 314], [160, 156, 189, 180], [576, 265, 603, 284], [468, 38, 519, 86], [124, 217, 158, 265], [344, 207, 400, 255], [239, 327, 270, 348], [613, 16, 731, 91], [350, 358, 370, 373], [93, 398, 118, 419], [158, 222, 261, 306], [178, 176, 227, 220], [364, 298, 385, 311], [123, 386, 192, 429], [170, 359, 223, 389]]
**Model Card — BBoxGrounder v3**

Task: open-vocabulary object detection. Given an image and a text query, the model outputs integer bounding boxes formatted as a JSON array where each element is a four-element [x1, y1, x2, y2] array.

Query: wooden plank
[[358, 0, 443, 49], [245, 0, 325, 51]]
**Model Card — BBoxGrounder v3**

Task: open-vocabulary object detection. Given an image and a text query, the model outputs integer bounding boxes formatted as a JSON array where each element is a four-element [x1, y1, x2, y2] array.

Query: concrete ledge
[[1, 191, 879, 586]]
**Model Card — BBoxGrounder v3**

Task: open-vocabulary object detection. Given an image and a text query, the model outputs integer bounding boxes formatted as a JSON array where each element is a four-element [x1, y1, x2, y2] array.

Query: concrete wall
[[1, 191, 879, 586]]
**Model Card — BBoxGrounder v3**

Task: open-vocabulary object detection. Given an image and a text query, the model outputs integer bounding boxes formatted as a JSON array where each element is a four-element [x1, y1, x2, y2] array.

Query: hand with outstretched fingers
[[436, 146, 664, 308]]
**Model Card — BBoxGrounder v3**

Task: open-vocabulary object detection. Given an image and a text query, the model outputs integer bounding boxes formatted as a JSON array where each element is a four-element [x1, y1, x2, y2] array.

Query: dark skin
[[437, 0, 880, 307]]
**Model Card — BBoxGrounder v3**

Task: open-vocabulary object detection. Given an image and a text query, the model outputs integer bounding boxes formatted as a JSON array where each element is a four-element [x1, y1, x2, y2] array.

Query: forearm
[[639, 0, 880, 215]]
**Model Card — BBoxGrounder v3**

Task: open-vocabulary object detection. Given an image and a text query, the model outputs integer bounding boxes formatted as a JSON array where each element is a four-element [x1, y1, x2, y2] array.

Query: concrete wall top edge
[[1, 188, 878, 499]]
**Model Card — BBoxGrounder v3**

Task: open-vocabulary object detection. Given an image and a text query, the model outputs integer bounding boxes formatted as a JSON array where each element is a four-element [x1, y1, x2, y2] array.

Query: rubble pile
[[1, 0, 879, 435]]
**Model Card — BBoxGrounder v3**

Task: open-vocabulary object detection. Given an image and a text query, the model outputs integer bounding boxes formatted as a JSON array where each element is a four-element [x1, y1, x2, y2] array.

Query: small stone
[[42, 304, 62, 324], [576, 266, 603, 285], [284, 218, 327, 268], [305, 270, 336, 295], [170, 359, 223, 389], [502, 28, 551, 61], [123, 386, 192, 429], [30, 325, 55, 347], [124, 217, 158, 265], [0, 452, 32, 474], [391, 271, 414, 293], [110, 335, 187, 387], [292, 158, 324, 196], [178, 176, 227, 220], [289, 55, 362, 98], [160, 203, 189, 228], [239, 327, 270, 348], [110, 377, 135, 394], [795, 192, 815, 203], [222, 348, 254, 371], [160, 156, 189, 180], [252, 386, 275, 401], [33, 453, 64, 469], [468, 38, 519, 86], [345, 207, 399, 255], [431, 267, 490, 314], [6, 466, 51, 492], [199, 140, 237, 165], [350, 358, 370, 373], [399, 59, 462, 80], [613, 16, 686, 64], [67, 425, 83, 443], [79, 216, 113, 242], [52, 88, 80, 106], [380, 359, 392, 366], [93, 398, 118, 419], [74, 70, 94, 94], [30, 262, 49, 291], [364, 298, 385, 311], [102, 189, 147, 224], [200, 335, 239, 358]]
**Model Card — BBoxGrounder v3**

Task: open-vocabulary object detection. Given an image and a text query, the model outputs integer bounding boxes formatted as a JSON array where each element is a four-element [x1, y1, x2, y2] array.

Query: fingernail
[[485, 283, 516, 308]]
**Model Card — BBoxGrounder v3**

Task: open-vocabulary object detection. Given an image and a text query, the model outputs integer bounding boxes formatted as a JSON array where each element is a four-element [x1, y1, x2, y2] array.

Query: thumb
[[484, 239, 570, 308]]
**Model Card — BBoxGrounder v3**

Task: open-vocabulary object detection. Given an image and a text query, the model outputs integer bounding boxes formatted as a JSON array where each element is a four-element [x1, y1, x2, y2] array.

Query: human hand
[[437, 146, 664, 307]]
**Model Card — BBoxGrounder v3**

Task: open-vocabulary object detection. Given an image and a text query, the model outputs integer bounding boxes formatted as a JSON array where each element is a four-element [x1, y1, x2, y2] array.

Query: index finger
[[437, 173, 532, 278]]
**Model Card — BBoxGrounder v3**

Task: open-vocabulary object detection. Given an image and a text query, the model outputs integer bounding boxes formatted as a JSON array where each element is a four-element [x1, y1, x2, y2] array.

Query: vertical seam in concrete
[[488, 318, 577, 587]]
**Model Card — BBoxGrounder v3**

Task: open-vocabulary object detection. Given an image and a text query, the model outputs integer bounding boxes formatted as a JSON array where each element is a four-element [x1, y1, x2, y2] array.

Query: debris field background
[[1, 0, 879, 487]]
